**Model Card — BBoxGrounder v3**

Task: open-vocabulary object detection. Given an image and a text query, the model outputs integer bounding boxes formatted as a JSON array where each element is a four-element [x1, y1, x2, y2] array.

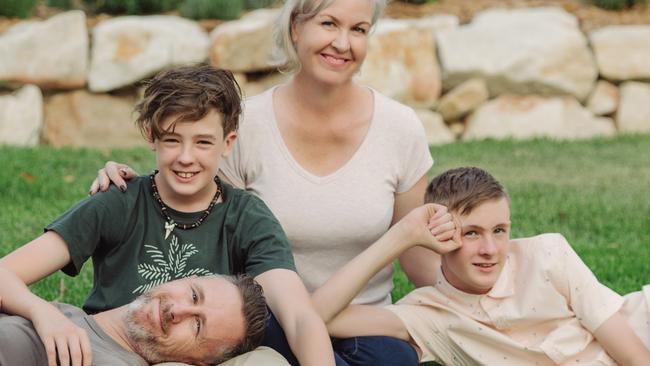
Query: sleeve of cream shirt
[[545, 233, 624, 333]]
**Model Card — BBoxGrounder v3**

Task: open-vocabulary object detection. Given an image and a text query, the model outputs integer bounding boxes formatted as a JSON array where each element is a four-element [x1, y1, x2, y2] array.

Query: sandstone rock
[[463, 95, 616, 141], [0, 85, 43, 146], [437, 78, 489, 121], [415, 109, 455, 145], [0, 11, 87, 89], [586, 80, 619, 116], [358, 17, 449, 108], [617, 82, 650, 133], [210, 9, 282, 73], [437, 7, 597, 101], [590, 25, 650, 81], [43, 90, 145, 148], [89, 16, 209, 92], [448, 121, 466, 138]]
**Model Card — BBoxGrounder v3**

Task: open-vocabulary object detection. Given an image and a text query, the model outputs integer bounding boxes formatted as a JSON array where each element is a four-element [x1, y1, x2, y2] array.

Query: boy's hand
[[88, 161, 137, 195], [30, 302, 92, 366], [398, 204, 461, 254]]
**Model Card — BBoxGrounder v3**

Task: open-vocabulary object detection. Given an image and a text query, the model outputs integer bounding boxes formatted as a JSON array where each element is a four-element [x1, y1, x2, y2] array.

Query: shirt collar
[[485, 254, 515, 299], [434, 254, 516, 300]]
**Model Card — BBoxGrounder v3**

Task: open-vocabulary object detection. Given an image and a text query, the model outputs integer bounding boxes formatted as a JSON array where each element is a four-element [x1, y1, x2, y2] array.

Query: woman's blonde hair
[[273, 0, 387, 74]]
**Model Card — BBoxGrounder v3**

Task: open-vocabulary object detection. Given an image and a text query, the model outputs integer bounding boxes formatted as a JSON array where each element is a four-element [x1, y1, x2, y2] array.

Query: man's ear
[[221, 131, 237, 157]]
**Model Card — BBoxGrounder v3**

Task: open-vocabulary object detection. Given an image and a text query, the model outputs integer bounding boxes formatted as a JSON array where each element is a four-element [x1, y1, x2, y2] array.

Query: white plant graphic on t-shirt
[[133, 235, 213, 294]]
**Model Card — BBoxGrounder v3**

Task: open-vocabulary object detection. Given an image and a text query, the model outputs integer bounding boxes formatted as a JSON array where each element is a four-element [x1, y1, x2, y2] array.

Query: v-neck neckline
[[267, 86, 378, 185]]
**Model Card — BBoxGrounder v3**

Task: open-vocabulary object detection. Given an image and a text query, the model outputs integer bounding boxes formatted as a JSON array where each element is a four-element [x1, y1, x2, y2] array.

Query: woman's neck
[[288, 73, 361, 114]]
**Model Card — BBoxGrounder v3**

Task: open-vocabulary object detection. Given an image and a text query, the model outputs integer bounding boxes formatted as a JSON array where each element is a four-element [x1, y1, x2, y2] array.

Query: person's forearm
[[312, 225, 411, 323], [0, 266, 55, 319], [287, 311, 336, 366]]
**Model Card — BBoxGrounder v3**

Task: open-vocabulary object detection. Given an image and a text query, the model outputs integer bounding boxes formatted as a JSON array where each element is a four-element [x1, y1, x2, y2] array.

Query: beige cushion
[[154, 346, 290, 366]]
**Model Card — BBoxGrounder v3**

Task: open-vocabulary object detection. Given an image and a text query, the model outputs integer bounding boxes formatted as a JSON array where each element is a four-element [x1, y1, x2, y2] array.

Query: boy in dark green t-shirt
[[0, 65, 335, 366]]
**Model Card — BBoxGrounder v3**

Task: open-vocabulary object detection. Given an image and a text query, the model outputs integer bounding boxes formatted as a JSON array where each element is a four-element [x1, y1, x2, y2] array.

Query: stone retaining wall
[[1, 7, 649, 148]]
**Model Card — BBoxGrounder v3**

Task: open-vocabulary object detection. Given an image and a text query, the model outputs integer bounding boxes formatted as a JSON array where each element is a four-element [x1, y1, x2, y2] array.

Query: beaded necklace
[[149, 170, 222, 239]]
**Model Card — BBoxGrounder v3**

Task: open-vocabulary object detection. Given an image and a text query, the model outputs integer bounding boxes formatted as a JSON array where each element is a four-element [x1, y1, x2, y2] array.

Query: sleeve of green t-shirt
[[45, 186, 128, 277], [234, 195, 296, 278]]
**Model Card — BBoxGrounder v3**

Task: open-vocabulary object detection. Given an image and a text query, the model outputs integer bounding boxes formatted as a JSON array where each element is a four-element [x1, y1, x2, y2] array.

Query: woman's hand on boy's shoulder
[[89, 161, 138, 195]]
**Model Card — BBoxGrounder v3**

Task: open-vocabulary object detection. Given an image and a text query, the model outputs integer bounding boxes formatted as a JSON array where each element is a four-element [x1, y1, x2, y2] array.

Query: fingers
[[452, 214, 462, 245], [68, 336, 82, 366], [428, 212, 452, 233], [88, 178, 100, 196], [44, 337, 57, 366], [104, 161, 137, 192], [54, 336, 70, 366], [96, 168, 113, 192], [120, 165, 138, 179], [51, 331, 91, 366], [79, 331, 92, 366]]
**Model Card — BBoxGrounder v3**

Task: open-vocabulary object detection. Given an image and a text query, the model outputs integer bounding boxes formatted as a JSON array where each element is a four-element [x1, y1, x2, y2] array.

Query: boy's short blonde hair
[[425, 167, 509, 216]]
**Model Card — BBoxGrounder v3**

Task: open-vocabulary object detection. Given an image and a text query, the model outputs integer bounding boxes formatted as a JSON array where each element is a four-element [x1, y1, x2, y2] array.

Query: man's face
[[124, 276, 245, 365], [441, 198, 511, 295]]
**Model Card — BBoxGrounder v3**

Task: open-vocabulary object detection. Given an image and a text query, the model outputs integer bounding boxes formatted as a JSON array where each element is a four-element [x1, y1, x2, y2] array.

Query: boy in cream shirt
[[313, 167, 650, 365]]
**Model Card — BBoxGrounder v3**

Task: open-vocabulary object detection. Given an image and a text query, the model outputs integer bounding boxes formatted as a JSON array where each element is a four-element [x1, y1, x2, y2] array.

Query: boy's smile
[[441, 198, 511, 295], [151, 109, 236, 212]]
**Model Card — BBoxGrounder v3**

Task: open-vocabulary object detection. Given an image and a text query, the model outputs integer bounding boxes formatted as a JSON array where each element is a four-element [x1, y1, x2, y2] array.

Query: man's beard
[[123, 292, 173, 363]]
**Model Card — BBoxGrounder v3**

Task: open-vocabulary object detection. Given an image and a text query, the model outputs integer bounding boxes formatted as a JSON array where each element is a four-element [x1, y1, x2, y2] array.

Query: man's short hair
[[425, 167, 509, 216], [135, 64, 242, 142], [211, 275, 268, 364]]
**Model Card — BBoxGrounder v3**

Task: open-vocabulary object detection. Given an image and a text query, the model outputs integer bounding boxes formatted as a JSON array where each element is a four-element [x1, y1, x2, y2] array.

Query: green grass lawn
[[2, 134, 649, 310]]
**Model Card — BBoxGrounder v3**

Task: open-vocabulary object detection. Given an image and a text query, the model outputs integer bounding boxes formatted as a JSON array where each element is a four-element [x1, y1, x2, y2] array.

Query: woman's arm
[[392, 175, 442, 288], [255, 269, 336, 366], [327, 304, 410, 341]]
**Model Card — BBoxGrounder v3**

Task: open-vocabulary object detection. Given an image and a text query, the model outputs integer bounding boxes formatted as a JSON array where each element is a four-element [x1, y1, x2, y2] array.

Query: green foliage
[[0, 0, 39, 18], [82, 0, 182, 14], [590, 0, 647, 10], [244, 0, 275, 10], [47, 0, 75, 10], [179, 0, 243, 20]]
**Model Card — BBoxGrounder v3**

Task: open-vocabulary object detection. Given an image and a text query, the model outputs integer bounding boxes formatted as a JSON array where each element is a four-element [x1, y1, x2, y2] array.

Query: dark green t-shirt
[[47, 175, 295, 314]]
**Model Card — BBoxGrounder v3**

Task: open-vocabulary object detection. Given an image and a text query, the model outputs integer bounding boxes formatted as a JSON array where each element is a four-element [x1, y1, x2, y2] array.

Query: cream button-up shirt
[[387, 233, 640, 366]]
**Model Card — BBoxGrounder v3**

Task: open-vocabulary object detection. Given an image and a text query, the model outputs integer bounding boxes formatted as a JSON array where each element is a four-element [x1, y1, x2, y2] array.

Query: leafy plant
[[179, 0, 244, 20], [590, 0, 647, 10], [47, 0, 75, 10], [0, 0, 39, 18], [244, 0, 275, 10], [82, 0, 182, 14]]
